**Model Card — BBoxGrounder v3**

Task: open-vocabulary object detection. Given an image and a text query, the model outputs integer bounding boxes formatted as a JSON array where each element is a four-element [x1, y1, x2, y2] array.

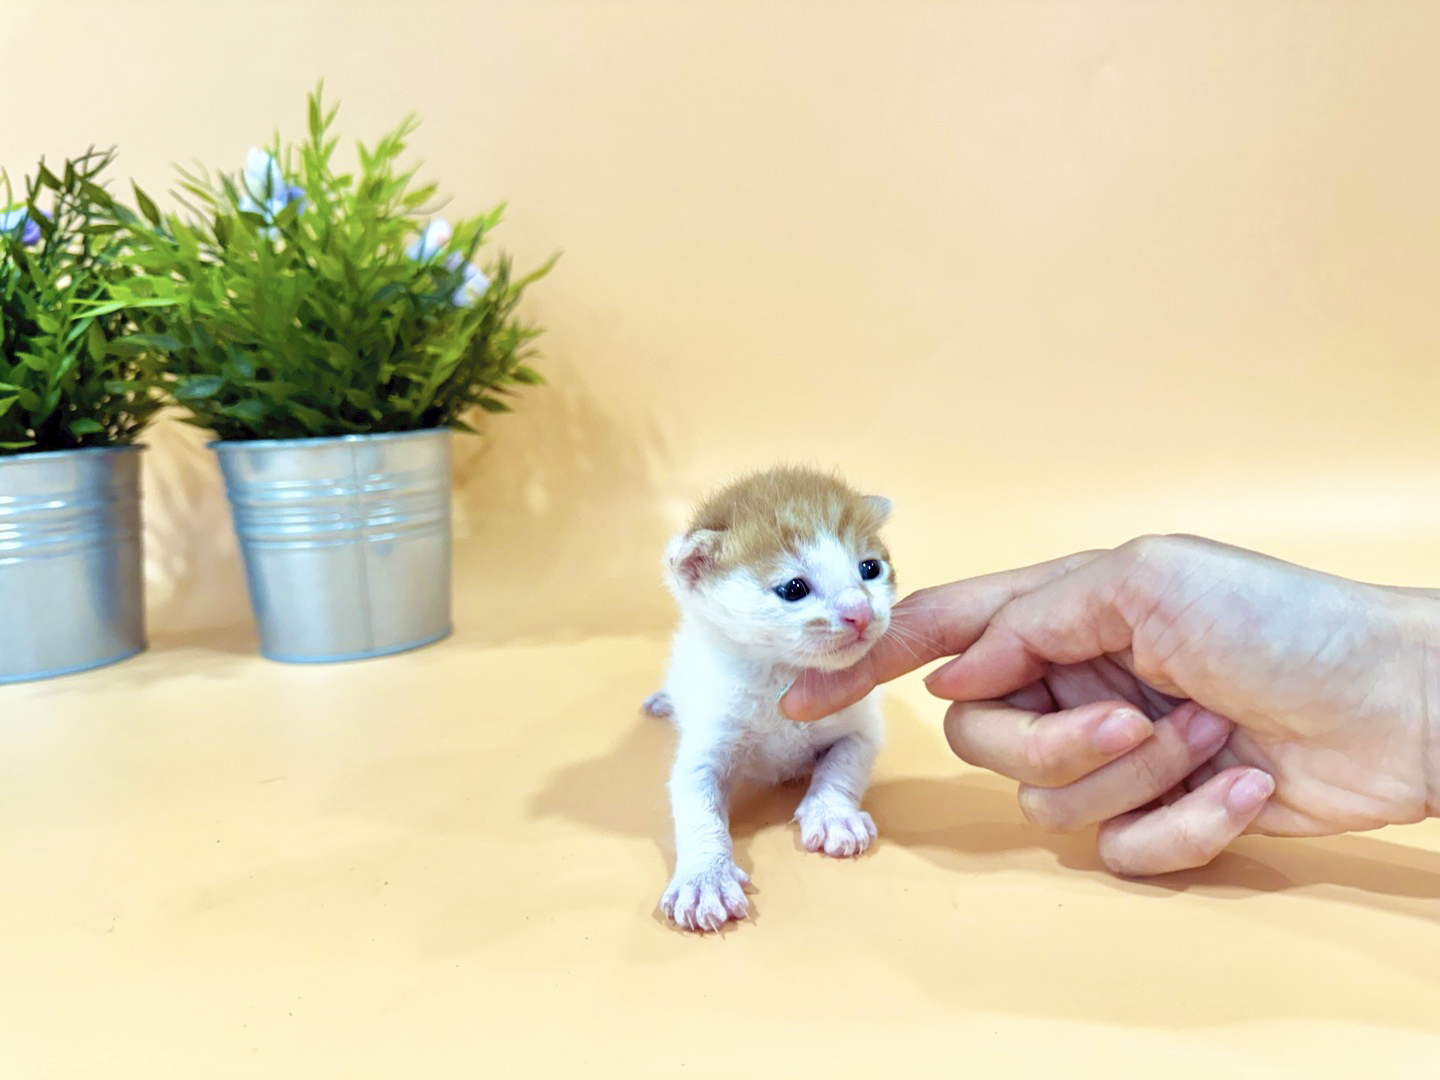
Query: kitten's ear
[[863, 495, 893, 525], [666, 528, 725, 589]]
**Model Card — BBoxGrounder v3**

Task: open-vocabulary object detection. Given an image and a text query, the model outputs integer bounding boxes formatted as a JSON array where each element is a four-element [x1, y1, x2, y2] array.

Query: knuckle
[[1170, 807, 1228, 866], [1125, 727, 1203, 797], [1117, 533, 1214, 578], [1095, 811, 1224, 879], [942, 705, 981, 764], [1096, 821, 1156, 877], [945, 704, 1023, 775], [1124, 747, 1173, 798], [1021, 727, 1074, 787], [1017, 785, 1071, 831], [1170, 812, 1204, 853], [1097, 840, 1141, 877], [1118, 533, 1177, 565], [1094, 825, 1130, 874]]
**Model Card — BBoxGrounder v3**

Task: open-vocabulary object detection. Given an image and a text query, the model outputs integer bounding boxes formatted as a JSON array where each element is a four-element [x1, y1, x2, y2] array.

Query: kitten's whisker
[[883, 623, 935, 662]]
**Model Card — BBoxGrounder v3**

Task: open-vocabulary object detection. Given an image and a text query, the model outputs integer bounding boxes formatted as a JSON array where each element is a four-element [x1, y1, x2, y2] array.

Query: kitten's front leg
[[795, 731, 880, 858], [661, 738, 750, 932]]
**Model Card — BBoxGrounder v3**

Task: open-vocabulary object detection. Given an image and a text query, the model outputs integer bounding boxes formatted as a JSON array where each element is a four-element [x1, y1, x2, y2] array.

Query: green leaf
[[289, 404, 331, 430], [514, 251, 561, 289], [79, 180, 112, 207], [127, 332, 183, 352], [174, 374, 225, 401], [86, 321, 108, 361], [221, 399, 268, 425], [69, 418, 105, 436], [69, 88, 554, 443], [133, 183, 162, 226]]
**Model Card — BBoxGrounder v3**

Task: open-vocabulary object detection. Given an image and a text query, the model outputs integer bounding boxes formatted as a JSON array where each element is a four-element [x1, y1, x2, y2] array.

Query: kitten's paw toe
[[796, 805, 877, 858], [660, 861, 750, 932], [642, 691, 674, 718]]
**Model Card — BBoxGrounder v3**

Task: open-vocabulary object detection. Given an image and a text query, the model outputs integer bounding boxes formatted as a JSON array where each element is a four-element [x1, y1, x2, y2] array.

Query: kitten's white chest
[[711, 671, 871, 786], [732, 693, 837, 785], [663, 616, 881, 784]]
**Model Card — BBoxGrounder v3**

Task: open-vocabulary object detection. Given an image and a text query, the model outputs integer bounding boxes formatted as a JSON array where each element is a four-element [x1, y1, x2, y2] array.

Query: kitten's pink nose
[[839, 600, 873, 637]]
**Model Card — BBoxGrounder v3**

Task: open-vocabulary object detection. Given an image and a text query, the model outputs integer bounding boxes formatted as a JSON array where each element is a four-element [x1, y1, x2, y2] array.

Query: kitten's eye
[[774, 578, 810, 602], [859, 559, 883, 581]]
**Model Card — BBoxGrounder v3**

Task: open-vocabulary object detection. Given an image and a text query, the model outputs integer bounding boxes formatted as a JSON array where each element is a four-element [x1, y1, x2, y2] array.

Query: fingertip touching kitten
[[646, 466, 897, 933]]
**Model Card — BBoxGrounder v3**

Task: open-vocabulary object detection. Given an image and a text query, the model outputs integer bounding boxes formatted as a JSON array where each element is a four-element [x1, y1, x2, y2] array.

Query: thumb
[[922, 547, 1144, 702]]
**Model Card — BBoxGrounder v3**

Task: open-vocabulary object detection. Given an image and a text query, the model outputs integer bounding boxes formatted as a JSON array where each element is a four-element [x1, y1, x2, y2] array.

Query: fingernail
[[1226, 770, 1275, 815], [1092, 709, 1150, 755], [777, 679, 799, 720], [923, 658, 960, 690], [1186, 707, 1230, 751]]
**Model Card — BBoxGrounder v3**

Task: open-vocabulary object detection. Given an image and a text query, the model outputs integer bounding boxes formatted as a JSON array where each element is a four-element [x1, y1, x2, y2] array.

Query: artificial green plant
[[111, 87, 557, 442], [0, 149, 164, 453]]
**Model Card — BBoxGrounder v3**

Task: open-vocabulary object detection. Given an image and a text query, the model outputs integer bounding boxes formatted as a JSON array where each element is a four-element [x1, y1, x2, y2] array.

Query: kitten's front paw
[[660, 860, 750, 932], [795, 803, 877, 858]]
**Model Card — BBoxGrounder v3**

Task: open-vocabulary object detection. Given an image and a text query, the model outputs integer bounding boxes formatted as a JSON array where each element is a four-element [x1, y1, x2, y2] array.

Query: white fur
[[652, 528, 896, 932]]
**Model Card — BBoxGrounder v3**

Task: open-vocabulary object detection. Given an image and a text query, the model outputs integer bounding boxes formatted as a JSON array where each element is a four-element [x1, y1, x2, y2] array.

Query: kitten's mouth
[[815, 626, 884, 662]]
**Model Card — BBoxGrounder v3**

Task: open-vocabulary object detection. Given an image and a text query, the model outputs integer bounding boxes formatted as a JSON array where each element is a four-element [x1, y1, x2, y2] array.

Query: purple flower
[[453, 262, 490, 307], [406, 218, 491, 306], [406, 219, 452, 261], [238, 148, 305, 235], [1, 207, 40, 247]]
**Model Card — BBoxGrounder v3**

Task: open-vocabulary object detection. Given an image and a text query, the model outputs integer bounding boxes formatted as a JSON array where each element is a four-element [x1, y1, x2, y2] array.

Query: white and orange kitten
[[645, 467, 896, 932]]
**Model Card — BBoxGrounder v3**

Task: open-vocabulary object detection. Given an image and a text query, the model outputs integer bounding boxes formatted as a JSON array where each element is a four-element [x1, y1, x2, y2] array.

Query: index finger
[[779, 550, 1103, 722]]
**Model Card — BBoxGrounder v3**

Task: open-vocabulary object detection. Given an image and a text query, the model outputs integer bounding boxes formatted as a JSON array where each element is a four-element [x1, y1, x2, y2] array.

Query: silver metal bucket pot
[[212, 429, 453, 663], [0, 445, 147, 683]]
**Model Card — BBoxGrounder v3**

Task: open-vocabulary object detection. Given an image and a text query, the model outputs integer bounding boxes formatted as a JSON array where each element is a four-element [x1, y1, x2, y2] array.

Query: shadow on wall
[[141, 412, 251, 637], [449, 359, 676, 647], [141, 361, 677, 647]]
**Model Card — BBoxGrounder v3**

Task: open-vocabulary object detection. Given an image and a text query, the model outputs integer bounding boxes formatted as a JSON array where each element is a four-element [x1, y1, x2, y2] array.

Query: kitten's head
[[664, 467, 896, 671]]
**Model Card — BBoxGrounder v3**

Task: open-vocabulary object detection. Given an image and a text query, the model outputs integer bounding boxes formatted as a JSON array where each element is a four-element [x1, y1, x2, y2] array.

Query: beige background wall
[[4, 3, 1440, 1076], [6, 1, 1440, 639]]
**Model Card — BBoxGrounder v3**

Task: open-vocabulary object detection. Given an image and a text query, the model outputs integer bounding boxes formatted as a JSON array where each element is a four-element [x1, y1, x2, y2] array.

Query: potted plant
[[114, 89, 556, 663], [0, 149, 164, 683]]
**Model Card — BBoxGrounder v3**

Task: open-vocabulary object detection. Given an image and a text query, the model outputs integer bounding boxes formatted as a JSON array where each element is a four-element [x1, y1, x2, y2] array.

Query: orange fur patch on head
[[685, 466, 891, 577]]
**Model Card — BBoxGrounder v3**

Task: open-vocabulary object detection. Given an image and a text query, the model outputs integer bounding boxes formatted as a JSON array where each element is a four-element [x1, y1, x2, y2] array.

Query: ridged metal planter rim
[[0, 443, 147, 463], [207, 428, 451, 453]]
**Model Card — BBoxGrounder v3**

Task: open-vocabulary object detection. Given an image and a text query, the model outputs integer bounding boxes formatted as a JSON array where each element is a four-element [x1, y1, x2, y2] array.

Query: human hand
[[780, 536, 1439, 875]]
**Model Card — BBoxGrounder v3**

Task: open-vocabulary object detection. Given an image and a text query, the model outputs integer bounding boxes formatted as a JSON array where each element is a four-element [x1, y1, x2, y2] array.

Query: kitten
[[645, 466, 897, 932]]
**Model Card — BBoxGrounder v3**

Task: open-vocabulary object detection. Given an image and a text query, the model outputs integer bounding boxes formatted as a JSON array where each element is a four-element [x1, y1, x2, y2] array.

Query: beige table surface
[[4, 2, 1440, 1075]]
